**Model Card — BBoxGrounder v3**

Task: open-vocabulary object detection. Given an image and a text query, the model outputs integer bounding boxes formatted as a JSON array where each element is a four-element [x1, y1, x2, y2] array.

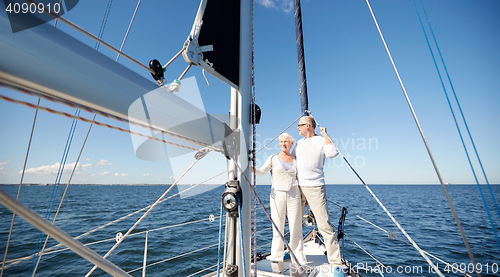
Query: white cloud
[[99, 171, 111, 176], [257, 0, 293, 13], [259, 0, 275, 9], [23, 162, 79, 175], [96, 159, 113, 166], [114, 173, 128, 177], [0, 160, 9, 166], [142, 173, 150, 177], [85, 158, 91, 161], [81, 163, 92, 170], [0, 167, 4, 170]]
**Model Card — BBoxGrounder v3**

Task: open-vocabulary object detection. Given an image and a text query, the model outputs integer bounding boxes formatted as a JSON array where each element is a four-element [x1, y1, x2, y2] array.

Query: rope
[[352, 241, 395, 277], [309, 108, 442, 277], [0, 98, 40, 277], [31, 115, 96, 276], [233, 162, 306, 277], [223, 212, 228, 274], [0, 81, 223, 152], [2, 171, 227, 269], [2, 214, 223, 269], [238, 199, 247, 277], [94, 0, 114, 51], [363, 0, 476, 275], [28, 108, 80, 276], [0, 93, 225, 153], [116, 0, 141, 61], [255, 114, 302, 154], [23, 0, 154, 74], [326, 199, 389, 233], [326, 200, 475, 277], [412, 0, 500, 251], [186, 263, 219, 277], [85, 158, 200, 276], [217, 202, 224, 277], [126, 244, 218, 274], [0, 84, 224, 152]]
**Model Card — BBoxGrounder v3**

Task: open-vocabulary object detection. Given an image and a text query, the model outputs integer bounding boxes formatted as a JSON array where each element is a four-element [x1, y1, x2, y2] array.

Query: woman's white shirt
[[255, 155, 298, 191]]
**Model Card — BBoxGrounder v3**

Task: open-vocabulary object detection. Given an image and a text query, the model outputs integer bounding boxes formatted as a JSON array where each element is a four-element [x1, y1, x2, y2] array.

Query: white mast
[[231, 0, 252, 276]]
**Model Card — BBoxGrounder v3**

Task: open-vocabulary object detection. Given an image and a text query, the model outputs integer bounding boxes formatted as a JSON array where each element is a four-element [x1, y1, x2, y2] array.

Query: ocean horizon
[[1, 184, 499, 276]]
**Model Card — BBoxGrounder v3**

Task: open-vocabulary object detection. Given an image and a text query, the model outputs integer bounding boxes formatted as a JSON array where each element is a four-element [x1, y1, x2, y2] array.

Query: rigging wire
[[412, 0, 500, 250], [238, 198, 247, 277], [364, 0, 478, 275], [186, 263, 219, 277], [95, 0, 114, 51], [85, 158, 200, 276], [233, 162, 307, 277], [0, 83, 223, 153], [28, 109, 80, 276], [2, 214, 223, 269], [255, 114, 303, 154], [0, 98, 40, 277], [39, 4, 165, 271], [326, 199, 474, 277], [352, 241, 397, 277], [31, 115, 97, 276], [309, 108, 443, 277], [0, 93, 221, 152], [116, 0, 141, 61], [23, 0, 154, 75], [1, 171, 227, 269], [217, 202, 224, 277], [127, 244, 219, 274]]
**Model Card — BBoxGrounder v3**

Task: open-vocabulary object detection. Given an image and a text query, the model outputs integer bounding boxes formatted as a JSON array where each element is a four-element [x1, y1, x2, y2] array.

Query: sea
[[0, 184, 499, 277]]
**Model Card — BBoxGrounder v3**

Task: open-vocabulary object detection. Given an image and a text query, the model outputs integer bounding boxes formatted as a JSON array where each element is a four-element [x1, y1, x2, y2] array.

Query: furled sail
[[182, 0, 240, 89]]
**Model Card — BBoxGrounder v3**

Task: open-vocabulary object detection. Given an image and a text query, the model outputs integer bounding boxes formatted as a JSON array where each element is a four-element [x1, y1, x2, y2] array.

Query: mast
[[203, 0, 250, 276], [293, 0, 309, 115], [226, 1, 252, 276]]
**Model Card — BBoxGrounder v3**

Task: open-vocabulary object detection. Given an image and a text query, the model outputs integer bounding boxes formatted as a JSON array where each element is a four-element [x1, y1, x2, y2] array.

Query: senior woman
[[254, 133, 307, 266]]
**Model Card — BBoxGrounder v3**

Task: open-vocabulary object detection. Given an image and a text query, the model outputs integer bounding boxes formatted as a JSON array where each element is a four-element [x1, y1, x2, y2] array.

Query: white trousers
[[300, 185, 342, 266], [269, 185, 307, 265]]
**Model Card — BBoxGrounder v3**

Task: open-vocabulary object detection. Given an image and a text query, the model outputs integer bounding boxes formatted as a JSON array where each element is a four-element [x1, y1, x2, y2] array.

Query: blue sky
[[0, 0, 499, 185]]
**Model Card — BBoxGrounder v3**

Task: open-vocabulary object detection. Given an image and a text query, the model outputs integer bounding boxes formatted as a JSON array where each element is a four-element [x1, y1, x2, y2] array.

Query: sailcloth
[[183, 0, 240, 89], [0, 9, 234, 160]]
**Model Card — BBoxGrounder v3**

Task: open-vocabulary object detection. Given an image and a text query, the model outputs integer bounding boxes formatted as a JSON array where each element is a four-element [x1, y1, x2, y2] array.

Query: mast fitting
[[222, 180, 241, 217], [148, 59, 165, 85]]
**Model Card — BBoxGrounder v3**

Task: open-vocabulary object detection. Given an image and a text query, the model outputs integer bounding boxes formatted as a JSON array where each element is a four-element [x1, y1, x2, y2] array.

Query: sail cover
[[184, 0, 240, 89]]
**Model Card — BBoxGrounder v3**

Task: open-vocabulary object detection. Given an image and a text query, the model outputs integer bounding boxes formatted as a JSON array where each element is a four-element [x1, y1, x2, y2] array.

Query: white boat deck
[[204, 231, 357, 277], [253, 236, 347, 277]]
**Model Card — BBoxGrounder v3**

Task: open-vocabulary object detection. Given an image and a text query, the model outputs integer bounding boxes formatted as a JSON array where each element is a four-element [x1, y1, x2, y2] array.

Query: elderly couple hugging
[[253, 115, 343, 272]]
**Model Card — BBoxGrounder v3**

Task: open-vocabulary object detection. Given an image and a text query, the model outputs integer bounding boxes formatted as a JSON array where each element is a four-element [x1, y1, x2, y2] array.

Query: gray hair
[[301, 116, 316, 129], [279, 133, 294, 144]]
